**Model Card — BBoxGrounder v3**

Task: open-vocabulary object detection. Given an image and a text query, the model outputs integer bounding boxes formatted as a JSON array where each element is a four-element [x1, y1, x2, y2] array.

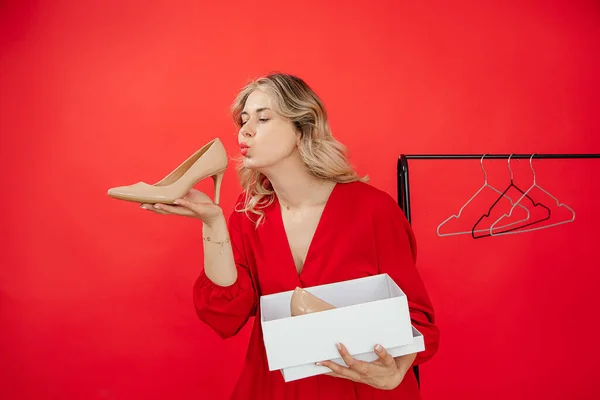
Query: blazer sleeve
[[192, 208, 258, 339], [373, 192, 440, 366]]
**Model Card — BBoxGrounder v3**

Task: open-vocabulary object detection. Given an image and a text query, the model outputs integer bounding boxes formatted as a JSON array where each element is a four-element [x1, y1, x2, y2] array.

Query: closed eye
[[241, 118, 269, 126]]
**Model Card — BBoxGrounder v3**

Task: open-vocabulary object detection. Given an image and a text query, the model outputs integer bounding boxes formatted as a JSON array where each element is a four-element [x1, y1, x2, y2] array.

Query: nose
[[240, 123, 256, 138]]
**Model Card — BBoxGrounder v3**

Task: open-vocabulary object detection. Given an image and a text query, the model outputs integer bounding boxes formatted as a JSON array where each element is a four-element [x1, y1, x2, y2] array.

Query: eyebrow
[[240, 107, 271, 116]]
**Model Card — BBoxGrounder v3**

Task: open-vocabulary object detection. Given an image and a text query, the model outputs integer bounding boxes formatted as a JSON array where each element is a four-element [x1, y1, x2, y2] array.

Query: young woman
[[143, 73, 440, 399]]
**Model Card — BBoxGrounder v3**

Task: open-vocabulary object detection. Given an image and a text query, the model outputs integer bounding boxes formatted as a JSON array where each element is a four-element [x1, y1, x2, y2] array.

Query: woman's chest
[[280, 206, 325, 275], [247, 218, 379, 296]]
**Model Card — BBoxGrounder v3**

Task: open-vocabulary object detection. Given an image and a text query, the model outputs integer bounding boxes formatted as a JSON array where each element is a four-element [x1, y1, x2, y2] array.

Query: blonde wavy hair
[[230, 73, 368, 226]]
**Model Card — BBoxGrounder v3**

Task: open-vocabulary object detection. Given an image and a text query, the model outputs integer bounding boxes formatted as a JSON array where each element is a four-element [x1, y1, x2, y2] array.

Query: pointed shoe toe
[[290, 287, 336, 317], [107, 182, 172, 203], [107, 138, 228, 205]]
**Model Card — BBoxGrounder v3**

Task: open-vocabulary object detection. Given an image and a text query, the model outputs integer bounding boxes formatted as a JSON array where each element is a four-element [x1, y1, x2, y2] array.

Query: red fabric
[[193, 182, 440, 399]]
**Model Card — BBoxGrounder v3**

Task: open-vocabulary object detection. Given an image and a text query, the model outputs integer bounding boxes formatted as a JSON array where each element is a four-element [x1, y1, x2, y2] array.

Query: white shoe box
[[260, 274, 425, 382]]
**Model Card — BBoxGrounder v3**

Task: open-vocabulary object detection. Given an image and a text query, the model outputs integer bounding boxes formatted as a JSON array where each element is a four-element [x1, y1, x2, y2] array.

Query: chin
[[243, 157, 267, 171], [242, 153, 286, 173]]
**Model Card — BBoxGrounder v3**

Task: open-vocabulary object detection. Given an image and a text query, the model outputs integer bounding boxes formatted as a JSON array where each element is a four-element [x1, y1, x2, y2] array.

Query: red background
[[1, 1, 599, 399]]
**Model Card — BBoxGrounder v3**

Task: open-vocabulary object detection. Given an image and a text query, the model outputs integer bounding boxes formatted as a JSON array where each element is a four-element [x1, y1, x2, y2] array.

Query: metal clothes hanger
[[471, 154, 551, 239], [489, 154, 575, 235], [436, 154, 531, 237]]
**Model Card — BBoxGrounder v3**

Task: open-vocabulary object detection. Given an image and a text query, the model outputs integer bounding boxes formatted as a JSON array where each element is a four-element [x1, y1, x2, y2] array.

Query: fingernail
[[140, 205, 147, 210], [173, 200, 180, 205], [315, 362, 322, 366], [375, 344, 383, 352], [336, 343, 342, 351], [154, 204, 160, 209]]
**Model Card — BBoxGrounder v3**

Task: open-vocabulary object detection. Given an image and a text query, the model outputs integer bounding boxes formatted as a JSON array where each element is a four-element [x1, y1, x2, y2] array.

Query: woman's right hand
[[141, 188, 224, 226]]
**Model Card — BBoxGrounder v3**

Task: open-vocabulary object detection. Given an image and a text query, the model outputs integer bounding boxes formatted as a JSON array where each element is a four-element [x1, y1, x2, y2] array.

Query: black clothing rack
[[396, 153, 600, 388], [397, 153, 600, 225]]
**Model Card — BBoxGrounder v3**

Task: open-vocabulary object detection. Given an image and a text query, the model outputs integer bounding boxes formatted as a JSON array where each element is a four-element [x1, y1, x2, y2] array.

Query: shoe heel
[[212, 170, 225, 205]]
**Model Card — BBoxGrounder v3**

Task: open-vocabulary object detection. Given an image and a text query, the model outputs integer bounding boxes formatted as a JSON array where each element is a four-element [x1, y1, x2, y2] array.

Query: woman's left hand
[[317, 343, 417, 390]]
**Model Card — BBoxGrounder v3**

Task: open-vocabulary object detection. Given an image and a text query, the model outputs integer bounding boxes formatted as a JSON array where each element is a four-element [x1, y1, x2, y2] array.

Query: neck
[[260, 151, 333, 209]]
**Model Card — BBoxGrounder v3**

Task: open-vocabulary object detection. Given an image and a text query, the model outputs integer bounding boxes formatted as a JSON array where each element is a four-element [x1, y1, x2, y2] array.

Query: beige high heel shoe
[[107, 138, 228, 205], [290, 287, 336, 317]]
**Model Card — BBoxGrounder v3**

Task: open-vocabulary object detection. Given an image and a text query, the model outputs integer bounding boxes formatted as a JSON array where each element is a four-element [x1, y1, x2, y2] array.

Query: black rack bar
[[397, 153, 600, 224], [405, 153, 600, 160]]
